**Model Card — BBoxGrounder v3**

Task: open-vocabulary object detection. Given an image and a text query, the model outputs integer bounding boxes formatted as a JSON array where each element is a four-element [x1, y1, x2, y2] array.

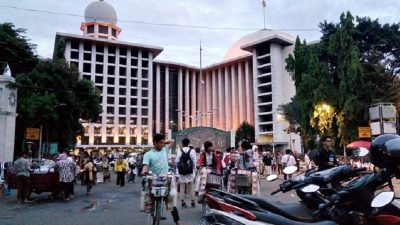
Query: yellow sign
[[26, 128, 40, 140], [358, 127, 371, 138]]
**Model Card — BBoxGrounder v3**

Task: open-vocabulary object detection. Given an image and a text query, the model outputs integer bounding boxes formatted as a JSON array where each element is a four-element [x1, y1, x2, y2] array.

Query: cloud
[[0, 0, 399, 66]]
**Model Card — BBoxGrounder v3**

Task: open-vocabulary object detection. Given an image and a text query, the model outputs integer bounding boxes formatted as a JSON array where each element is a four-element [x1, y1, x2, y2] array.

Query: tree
[[235, 122, 255, 146], [0, 23, 38, 76], [13, 58, 101, 153], [285, 12, 400, 151]]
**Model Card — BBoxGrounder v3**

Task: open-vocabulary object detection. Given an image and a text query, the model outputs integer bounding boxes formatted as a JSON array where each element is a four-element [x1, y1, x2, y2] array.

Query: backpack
[[177, 148, 193, 175]]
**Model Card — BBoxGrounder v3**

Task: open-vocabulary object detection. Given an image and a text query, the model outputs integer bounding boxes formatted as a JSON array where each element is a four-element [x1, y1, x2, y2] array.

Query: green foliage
[[285, 12, 400, 149], [0, 22, 38, 76], [235, 122, 255, 145], [14, 59, 101, 152]]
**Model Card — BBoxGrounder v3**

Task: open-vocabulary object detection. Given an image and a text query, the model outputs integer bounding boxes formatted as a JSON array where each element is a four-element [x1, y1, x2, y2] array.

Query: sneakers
[[191, 200, 196, 208]]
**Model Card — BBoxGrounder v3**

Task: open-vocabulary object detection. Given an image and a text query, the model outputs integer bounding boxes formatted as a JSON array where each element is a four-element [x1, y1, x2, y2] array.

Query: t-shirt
[[13, 158, 31, 177], [143, 146, 169, 176], [263, 156, 273, 166], [315, 149, 338, 170], [238, 149, 254, 170]]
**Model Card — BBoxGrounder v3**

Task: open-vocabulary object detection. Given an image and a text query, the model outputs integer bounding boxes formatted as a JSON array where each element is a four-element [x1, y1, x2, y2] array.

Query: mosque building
[[55, 0, 301, 152]]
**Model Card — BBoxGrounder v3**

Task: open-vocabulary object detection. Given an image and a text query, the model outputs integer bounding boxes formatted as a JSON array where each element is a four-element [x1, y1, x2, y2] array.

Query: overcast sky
[[1, 0, 399, 66]]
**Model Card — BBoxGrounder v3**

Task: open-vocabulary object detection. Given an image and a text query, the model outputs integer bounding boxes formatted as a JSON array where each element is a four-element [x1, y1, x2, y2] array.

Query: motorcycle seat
[[250, 210, 338, 225], [240, 195, 315, 222]]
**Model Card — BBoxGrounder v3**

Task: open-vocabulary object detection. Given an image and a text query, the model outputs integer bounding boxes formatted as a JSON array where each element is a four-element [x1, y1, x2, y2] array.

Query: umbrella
[[346, 141, 371, 150]]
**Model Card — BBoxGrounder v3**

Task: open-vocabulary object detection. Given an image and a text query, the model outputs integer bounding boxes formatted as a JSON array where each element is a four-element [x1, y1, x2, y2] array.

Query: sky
[[0, 0, 399, 67]]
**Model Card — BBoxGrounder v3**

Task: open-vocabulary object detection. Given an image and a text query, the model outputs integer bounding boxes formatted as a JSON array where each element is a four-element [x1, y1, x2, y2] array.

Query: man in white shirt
[[175, 138, 196, 208], [281, 149, 296, 180]]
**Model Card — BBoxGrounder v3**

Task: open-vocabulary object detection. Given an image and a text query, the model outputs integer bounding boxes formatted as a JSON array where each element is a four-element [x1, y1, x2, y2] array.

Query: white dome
[[223, 29, 294, 61], [84, 0, 117, 25]]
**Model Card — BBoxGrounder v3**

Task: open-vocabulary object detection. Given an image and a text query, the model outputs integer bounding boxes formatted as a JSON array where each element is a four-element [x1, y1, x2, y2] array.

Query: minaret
[[80, 0, 121, 40], [0, 64, 17, 162]]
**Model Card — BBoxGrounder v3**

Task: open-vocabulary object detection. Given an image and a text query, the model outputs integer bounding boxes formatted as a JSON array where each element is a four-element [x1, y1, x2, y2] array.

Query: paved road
[[1, 173, 398, 225]]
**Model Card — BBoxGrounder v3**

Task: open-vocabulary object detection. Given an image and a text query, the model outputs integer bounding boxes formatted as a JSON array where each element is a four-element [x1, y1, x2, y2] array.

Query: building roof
[[56, 32, 164, 57], [154, 60, 199, 70], [223, 29, 295, 61], [85, 0, 118, 25]]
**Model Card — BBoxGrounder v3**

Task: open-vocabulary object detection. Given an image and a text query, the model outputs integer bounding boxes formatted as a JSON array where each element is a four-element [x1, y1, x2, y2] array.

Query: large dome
[[223, 29, 294, 61], [84, 0, 118, 25]]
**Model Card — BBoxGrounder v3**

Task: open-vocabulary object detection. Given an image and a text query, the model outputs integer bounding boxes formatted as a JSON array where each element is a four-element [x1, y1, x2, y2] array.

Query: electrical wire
[[0, 4, 319, 32]]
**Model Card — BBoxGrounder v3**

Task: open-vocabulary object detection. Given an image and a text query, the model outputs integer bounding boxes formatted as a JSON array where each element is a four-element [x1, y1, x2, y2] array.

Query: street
[[1, 173, 398, 225], [0, 173, 299, 225]]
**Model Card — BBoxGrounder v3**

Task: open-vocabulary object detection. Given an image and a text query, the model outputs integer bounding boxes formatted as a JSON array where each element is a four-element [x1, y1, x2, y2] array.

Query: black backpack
[[177, 148, 193, 175]]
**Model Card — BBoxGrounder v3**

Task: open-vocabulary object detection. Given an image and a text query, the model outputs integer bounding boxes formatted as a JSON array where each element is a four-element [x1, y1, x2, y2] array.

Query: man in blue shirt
[[142, 133, 181, 225]]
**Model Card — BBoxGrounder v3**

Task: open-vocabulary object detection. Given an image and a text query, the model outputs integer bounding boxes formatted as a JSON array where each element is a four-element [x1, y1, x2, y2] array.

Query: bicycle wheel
[[152, 199, 162, 225]]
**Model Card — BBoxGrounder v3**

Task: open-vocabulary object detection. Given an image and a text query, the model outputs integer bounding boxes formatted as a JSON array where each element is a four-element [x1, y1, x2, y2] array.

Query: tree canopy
[[285, 12, 400, 151], [235, 122, 255, 146]]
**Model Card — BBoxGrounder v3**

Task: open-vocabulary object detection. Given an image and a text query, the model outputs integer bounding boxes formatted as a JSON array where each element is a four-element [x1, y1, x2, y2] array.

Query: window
[[108, 56, 115, 64], [107, 117, 114, 124], [130, 118, 136, 125], [119, 127, 125, 135], [71, 61, 78, 69], [71, 41, 79, 50], [130, 108, 137, 115], [107, 77, 115, 85], [83, 63, 91, 73], [84, 53, 91, 61], [130, 99, 137, 106], [119, 78, 126, 86], [142, 60, 149, 68], [107, 87, 114, 95], [107, 107, 114, 114], [141, 118, 148, 125], [95, 85, 103, 93], [131, 80, 138, 87], [119, 137, 126, 144], [119, 107, 126, 115], [131, 68, 137, 77], [131, 49, 138, 57], [83, 75, 91, 81], [131, 89, 137, 96], [142, 80, 148, 87], [84, 43, 92, 51], [120, 57, 126, 65], [112, 29, 117, 37], [95, 64, 103, 74], [142, 90, 148, 97], [142, 70, 148, 78], [106, 127, 113, 135], [142, 99, 148, 106], [99, 25, 108, 34], [81, 136, 89, 145], [131, 59, 138, 67], [87, 25, 94, 33], [71, 51, 79, 60], [95, 76, 103, 84], [120, 48, 127, 56], [119, 98, 126, 105], [107, 97, 114, 104], [108, 66, 115, 75], [118, 117, 125, 124], [96, 44, 104, 53], [94, 137, 101, 144], [120, 67, 126, 76], [106, 137, 113, 143], [119, 88, 126, 95], [96, 54, 104, 62], [94, 127, 101, 134], [142, 51, 149, 58], [130, 137, 137, 145], [142, 108, 148, 115]]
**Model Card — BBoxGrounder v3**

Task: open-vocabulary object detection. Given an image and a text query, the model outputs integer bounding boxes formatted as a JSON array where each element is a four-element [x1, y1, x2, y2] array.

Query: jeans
[[116, 172, 125, 186], [17, 175, 30, 201]]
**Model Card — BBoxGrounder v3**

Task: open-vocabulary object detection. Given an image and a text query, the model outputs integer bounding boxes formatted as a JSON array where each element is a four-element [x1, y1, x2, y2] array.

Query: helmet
[[370, 134, 400, 168]]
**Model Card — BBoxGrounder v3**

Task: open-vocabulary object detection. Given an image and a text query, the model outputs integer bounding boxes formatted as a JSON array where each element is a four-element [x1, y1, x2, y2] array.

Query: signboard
[[175, 127, 230, 152], [26, 128, 40, 140], [369, 106, 380, 120], [370, 122, 381, 136], [358, 127, 371, 138], [383, 122, 397, 134], [382, 104, 396, 119]]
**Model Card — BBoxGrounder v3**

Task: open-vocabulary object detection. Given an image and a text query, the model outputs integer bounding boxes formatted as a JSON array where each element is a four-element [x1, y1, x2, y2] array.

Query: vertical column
[[206, 71, 212, 127], [197, 71, 202, 127], [212, 70, 218, 128], [202, 72, 207, 126], [191, 71, 197, 127], [136, 50, 143, 145], [252, 51, 259, 142], [147, 53, 154, 144], [185, 70, 190, 128], [164, 66, 170, 133], [224, 66, 231, 130], [245, 61, 252, 124], [238, 62, 244, 125], [231, 64, 238, 130], [155, 64, 161, 133], [178, 68, 183, 130], [218, 68, 224, 130], [126, 48, 132, 144]]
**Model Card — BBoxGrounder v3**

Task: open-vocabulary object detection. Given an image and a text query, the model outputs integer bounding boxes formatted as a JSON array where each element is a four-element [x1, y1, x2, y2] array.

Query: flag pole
[[262, 0, 266, 29]]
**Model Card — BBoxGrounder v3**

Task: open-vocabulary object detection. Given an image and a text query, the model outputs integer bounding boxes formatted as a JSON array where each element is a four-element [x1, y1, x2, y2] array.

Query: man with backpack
[[175, 137, 196, 208]]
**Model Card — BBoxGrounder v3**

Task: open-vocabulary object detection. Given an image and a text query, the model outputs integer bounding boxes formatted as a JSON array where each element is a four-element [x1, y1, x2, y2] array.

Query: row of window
[[81, 136, 148, 145], [70, 52, 149, 68], [79, 64, 149, 77], [105, 106, 149, 115], [84, 126, 149, 135], [105, 95, 148, 105], [70, 41, 149, 58]]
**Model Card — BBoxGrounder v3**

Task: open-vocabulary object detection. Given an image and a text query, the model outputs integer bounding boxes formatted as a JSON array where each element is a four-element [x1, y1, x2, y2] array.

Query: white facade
[[55, 0, 300, 152]]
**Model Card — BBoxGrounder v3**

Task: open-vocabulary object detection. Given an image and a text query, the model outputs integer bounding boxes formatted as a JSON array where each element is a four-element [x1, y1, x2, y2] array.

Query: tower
[[0, 65, 17, 162], [80, 0, 121, 40]]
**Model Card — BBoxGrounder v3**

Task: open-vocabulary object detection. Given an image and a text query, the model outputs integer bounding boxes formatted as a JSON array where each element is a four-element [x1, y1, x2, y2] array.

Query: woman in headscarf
[[82, 156, 95, 195]]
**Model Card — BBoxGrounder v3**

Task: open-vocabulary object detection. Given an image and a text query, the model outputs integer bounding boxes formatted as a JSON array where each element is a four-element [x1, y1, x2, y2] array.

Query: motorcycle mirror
[[283, 166, 297, 175], [354, 147, 369, 157], [371, 191, 395, 208], [266, 174, 278, 182], [301, 184, 320, 193]]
